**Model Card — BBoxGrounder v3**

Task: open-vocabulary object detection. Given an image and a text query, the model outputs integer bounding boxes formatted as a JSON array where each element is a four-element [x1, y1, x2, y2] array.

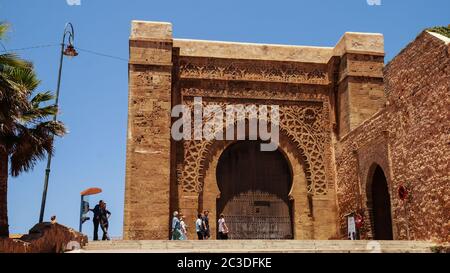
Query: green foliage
[[427, 26, 450, 38], [0, 23, 8, 38], [430, 245, 450, 253], [0, 22, 67, 176]]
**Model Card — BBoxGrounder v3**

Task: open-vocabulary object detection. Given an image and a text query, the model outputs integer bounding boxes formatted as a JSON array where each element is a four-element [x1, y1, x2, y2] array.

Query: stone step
[[81, 240, 436, 253]]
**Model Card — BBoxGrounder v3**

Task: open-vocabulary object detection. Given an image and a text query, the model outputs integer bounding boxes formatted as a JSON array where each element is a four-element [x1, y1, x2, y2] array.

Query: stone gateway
[[124, 21, 449, 242]]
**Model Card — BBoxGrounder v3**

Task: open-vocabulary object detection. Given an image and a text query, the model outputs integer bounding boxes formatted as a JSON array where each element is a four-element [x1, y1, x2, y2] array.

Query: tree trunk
[[0, 149, 9, 237]]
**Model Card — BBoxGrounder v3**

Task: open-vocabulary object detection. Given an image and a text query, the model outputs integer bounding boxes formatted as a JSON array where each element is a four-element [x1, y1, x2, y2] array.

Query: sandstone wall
[[124, 21, 391, 240], [0, 223, 87, 253], [125, 21, 449, 242], [335, 31, 450, 242], [124, 21, 173, 239]]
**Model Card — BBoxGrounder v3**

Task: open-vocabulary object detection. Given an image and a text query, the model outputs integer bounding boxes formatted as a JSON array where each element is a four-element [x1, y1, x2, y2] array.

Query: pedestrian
[[99, 202, 111, 241], [171, 211, 182, 240], [195, 213, 204, 240], [218, 213, 229, 240], [89, 200, 103, 241], [179, 215, 188, 240], [202, 210, 210, 239]]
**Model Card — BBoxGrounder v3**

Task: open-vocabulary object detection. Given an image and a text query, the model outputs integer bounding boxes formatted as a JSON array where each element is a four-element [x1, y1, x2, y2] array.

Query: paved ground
[[72, 240, 437, 253]]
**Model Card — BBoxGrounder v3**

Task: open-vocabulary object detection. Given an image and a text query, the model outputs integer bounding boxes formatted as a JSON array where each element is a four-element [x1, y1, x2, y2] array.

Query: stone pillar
[[334, 32, 385, 137], [180, 194, 199, 240], [124, 21, 173, 240], [311, 197, 338, 239]]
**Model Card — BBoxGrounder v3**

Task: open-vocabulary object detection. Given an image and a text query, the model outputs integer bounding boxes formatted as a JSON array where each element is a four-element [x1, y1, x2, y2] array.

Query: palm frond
[[34, 120, 66, 137], [30, 91, 54, 107], [9, 121, 66, 176], [0, 53, 32, 71], [0, 22, 9, 41], [0, 88, 30, 121], [0, 22, 67, 178], [9, 126, 50, 176], [22, 92, 58, 123], [0, 76, 30, 117], [21, 105, 58, 123], [3, 66, 40, 94]]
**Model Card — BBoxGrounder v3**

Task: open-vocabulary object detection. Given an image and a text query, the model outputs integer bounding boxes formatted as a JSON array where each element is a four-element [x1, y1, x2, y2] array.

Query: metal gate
[[221, 192, 293, 239], [216, 141, 293, 240]]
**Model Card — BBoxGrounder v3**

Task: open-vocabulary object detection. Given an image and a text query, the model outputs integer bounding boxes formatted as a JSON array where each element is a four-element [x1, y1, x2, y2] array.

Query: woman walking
[[171, 211, 182, 240], [180, 215, 188, 240], [217, 213, 229, 240]]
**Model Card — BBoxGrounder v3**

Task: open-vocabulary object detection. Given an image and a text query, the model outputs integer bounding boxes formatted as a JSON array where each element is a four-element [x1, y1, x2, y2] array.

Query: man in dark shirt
[[202, 210, 210, 239], [90, 200, 103, 241]]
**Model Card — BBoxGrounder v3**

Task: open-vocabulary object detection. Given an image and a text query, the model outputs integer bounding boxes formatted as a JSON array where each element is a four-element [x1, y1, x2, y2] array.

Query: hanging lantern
[[63, 44, 78, 57]]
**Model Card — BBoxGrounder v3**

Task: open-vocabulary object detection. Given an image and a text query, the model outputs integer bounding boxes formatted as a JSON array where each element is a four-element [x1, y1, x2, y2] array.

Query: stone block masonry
[[335, 31, 450, 242], [124, 21, 173, 239], [124, 20, 449, 242]]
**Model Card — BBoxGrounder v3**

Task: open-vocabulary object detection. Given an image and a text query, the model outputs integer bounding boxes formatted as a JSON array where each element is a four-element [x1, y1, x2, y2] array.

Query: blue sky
[[1, 0, 449, 238]]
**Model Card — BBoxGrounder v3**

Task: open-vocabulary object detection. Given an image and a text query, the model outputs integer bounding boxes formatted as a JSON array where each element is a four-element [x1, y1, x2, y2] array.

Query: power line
[[0, 44, 59, 53], [0, 43, 128, 62], [75, 47, 128, 62]]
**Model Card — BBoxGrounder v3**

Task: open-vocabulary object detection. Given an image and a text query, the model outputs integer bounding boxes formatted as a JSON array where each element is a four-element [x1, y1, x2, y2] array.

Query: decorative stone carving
[[181, 86, 329, 102], [179, 57, 329, 85], [177, 99, 330, 195]]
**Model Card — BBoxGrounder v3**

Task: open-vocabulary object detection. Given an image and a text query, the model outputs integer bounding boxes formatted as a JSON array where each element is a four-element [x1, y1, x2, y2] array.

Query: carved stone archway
[[177, 100, 330, 196], [200, 131, 314, 240], [176, 100, 332, 239]]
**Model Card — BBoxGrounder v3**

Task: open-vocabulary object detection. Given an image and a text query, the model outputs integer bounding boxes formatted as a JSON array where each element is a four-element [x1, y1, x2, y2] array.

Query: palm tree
[[0, 23, 66, 237]]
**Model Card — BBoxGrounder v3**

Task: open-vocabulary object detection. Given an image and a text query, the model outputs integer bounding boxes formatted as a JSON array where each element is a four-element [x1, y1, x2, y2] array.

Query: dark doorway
[[370, 166, 393, 240], [216, 141, 293, 239]]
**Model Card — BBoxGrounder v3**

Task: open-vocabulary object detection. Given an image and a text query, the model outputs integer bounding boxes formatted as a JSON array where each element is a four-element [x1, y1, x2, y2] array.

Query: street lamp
[[38, 23, 78, 223]]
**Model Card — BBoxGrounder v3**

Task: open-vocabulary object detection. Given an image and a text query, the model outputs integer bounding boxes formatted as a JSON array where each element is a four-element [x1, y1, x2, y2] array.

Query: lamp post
[[38, 23, 78, 223]]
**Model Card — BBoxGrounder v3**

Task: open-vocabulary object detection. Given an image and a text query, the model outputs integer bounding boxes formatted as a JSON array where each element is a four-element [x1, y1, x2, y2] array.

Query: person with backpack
[[171, 211, 182, 240]]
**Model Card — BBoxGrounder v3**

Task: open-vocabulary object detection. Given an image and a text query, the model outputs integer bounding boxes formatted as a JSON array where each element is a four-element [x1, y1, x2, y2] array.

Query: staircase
[[79, 240, 436, 253]]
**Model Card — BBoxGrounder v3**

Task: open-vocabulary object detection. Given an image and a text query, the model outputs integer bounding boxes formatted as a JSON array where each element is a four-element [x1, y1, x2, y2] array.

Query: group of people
[[195, 211, 211, 240], [91, 200, 111, 241], [171, 211, 189, 240], [171, 210, 229, 240]]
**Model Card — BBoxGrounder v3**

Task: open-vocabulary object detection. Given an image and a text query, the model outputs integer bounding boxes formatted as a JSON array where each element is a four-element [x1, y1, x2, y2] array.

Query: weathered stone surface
[[130, 20, 172, 40], [124, 21, 449, 243], [335, 31, 450, 242], [124, 21, 173, 240], [333, 32, 384, 57], [173, 39, 333, 63], [82, 240, 437, 253], [0, 223, 87, 253]]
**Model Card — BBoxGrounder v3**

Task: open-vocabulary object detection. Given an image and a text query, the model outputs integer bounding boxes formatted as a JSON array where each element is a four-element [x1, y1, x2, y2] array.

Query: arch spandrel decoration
[[176, 99, 330, 196]]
